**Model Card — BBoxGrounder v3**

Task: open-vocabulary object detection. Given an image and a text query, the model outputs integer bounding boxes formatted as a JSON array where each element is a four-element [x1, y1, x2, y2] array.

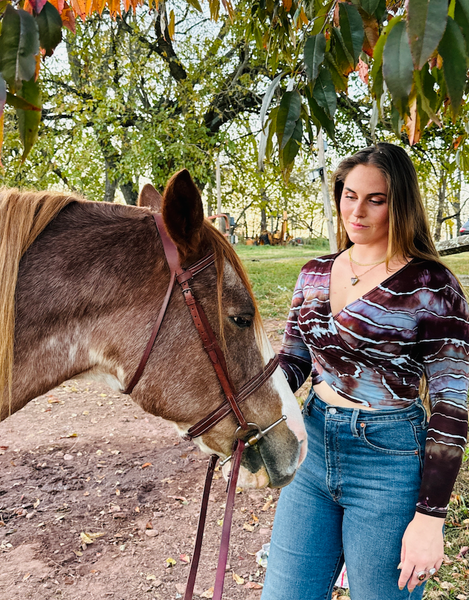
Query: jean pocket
[[360, 419, 421, 455]]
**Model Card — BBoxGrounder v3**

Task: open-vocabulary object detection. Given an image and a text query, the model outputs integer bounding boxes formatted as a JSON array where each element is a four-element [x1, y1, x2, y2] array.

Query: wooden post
[[318, 129, 337, 253], [216, 153, 223, 231]]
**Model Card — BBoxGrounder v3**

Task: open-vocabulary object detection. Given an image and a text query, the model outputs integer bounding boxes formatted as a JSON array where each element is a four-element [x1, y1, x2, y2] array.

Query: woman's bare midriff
[[313, 380, 377, 411]]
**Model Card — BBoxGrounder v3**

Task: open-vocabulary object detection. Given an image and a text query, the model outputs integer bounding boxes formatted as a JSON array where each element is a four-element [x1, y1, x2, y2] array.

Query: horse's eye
[[229, 316, 252, 329]]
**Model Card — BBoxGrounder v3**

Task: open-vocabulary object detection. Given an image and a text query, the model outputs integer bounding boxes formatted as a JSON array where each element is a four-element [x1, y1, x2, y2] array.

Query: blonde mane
[[201, 221, 263, 347], [0, 189, 80, 417]]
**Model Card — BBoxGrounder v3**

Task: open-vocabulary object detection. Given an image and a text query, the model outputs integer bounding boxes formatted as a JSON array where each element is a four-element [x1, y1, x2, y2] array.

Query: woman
[[261, 143, 469, 600]]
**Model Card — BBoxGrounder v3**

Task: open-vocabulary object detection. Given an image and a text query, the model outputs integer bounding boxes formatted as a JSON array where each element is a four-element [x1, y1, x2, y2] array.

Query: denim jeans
[[261, 391, 429, 600]]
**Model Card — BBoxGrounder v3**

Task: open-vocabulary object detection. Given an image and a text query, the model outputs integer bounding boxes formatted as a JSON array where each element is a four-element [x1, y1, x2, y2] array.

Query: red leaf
[[30, 0, 48, 14]]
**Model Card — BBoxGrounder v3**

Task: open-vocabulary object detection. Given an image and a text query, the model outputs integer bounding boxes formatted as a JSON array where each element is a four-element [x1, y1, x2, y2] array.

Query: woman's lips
[[349, 222, 369, 229]]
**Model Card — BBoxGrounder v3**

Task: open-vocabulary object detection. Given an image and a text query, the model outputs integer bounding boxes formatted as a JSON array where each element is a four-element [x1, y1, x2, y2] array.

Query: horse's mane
[[201, 221, 263, 347], [0, 188, 81, 416]]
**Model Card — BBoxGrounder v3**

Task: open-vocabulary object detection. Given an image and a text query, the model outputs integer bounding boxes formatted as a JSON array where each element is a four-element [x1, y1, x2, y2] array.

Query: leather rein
[[124, 213, 284, 600]]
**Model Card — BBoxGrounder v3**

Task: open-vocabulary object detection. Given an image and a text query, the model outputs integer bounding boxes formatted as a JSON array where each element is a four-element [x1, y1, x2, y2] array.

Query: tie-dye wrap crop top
[[280, 253, 469, 518]]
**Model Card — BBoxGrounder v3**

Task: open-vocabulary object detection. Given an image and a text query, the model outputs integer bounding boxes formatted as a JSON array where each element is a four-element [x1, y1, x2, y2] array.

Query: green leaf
[[331, 27, 354, 76], [304, 33, 327, 82], [280, 118, 302, 170], [456, 146, 469, 171], [276, 90, 301, 151], [36, 2, 63, 57], [359, 0, 381, 16], [370, 16, 402, 85], [0, 75, 5, 118], [439, 16, 466, 116], [0, 6, 39, 88], [454, 0, 469, 49], [313, 67, 337, 119], [339, 3, 364, 66], [305, 83, 335, 139], [406, 0, 447, 69], [6, 91, 41, 111], [390, 104, 403, 136], [17, 77, 42, 162], [414, 68, 441, 126], [382, 20, 414, 117], [325, 52, 348, 92]]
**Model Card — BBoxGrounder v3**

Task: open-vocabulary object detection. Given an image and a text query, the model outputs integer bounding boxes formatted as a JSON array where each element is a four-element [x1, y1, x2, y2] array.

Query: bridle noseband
[[124, 213, 286, 600]]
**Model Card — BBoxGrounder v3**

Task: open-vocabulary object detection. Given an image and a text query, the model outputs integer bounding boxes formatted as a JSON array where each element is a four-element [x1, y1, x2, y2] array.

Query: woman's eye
[[229, 316, 252, 329]]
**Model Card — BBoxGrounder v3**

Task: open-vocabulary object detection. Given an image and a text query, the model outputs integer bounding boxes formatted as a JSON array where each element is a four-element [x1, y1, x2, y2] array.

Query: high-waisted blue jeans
[[261, 391, 429, 600]]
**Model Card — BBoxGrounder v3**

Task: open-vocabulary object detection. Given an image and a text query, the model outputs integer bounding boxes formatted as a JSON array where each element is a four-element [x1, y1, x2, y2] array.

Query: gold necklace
[[348, 248, 385, 286], [348, 246, 387, 266]]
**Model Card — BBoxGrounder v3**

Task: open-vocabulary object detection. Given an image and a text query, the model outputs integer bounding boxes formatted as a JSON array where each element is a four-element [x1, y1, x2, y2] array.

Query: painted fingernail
[[397, 562, 402, 569], [398, 586, 404, 591]]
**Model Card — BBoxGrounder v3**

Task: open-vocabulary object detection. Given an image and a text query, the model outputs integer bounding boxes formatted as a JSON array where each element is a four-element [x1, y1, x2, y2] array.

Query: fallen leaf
[[66, 432, 78, 438], [200, 588, 214, 598], [0, 446, 8, 450], [22, 573, 31, 581], [141, 462, 152, 469], [165, 558, 176, 567], [232, 572, 244, 585], [244, 581, 263, 589], [179, 553, 190, 563], [243, 523, 255, 532], [457, 546, 469, 559], [80, 532, 104, 545]]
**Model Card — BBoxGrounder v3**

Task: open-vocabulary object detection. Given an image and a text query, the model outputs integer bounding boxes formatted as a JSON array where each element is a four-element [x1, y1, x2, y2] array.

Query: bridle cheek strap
[[124, 212, 282, 600]]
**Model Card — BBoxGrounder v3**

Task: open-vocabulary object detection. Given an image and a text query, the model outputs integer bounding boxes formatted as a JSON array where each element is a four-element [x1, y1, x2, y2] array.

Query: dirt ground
[[0, 320, 319, 600]]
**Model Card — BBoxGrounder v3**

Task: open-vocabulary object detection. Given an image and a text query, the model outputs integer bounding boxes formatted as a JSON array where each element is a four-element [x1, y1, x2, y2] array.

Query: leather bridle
[[124, 213, 286, 600]]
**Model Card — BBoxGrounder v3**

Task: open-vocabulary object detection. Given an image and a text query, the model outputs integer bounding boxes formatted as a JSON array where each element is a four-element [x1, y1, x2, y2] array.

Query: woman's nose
[[352, 199, 367, 217]]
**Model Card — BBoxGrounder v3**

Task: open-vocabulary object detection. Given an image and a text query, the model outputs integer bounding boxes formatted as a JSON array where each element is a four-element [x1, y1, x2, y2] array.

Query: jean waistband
[[311, 392, 427, 424]]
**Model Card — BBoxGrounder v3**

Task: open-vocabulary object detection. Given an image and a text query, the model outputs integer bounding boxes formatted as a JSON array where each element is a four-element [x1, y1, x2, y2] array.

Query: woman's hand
[[398, 512, 444, 592]]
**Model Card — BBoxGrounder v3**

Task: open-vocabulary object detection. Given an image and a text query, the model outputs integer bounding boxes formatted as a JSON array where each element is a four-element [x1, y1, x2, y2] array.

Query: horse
[[0, 169, 307, 490]]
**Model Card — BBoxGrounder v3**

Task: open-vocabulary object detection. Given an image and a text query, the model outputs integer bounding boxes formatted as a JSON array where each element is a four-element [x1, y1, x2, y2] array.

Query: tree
[[2, 0, 469, 175]]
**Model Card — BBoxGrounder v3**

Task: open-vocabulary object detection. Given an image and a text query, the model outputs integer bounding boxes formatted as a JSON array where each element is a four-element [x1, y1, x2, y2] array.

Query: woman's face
[[340, 164, 389, 247]]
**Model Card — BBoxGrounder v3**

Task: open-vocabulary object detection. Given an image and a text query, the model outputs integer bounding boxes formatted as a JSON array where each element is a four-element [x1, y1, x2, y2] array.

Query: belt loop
[[350, 409, 360, 437], [418, 398, 428, 427]]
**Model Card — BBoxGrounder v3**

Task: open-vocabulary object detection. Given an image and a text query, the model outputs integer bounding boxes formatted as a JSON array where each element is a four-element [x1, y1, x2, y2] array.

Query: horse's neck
[[10, 202, 163, 415]]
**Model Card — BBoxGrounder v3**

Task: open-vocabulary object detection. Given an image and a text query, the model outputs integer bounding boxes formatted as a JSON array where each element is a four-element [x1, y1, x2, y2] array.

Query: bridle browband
[[124, 213, 285, 600]]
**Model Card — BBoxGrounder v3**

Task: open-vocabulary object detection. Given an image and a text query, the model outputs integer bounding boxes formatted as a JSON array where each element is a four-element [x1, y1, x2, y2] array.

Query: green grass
[[237, 245, 324, 319], [236, 244, 469, 599], [442, 253, 469, 275]]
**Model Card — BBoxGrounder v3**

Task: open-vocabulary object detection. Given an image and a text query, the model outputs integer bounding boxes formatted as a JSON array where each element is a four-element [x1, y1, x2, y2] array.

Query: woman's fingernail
[[397, 562, 402, 569], [398, 586, 404, 591]]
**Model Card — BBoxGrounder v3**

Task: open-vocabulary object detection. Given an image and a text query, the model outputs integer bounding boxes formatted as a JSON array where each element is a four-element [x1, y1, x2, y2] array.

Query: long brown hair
[[332, 142, 442, 266]]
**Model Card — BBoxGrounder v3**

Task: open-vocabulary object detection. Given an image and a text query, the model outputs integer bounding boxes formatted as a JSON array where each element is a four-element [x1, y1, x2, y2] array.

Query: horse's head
[[134, 170, 306, 489]]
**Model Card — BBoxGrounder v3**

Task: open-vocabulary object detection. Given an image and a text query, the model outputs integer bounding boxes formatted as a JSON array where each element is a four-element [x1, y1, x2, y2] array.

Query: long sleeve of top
[[279, 254, 469, 518]]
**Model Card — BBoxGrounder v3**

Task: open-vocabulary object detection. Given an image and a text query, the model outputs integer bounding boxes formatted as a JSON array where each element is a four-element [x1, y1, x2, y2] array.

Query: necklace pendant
[[351, 277, 359, 286]]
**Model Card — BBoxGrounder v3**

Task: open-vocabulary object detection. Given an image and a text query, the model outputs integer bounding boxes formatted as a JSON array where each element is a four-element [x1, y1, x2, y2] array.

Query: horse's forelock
[[201, 222, 263, 350], [0, 188, 81, 418]]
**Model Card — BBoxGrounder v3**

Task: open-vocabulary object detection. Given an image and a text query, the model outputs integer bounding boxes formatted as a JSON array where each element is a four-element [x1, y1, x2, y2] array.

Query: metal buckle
[[219, 415, 287, 467]]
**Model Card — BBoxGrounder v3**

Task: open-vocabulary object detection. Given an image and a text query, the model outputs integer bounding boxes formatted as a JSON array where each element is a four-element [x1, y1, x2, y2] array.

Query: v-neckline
[[327, 253, 415, 319]]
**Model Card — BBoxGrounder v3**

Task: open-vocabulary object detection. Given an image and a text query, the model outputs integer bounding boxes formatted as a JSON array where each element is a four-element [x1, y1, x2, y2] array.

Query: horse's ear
[[162, 169, 204, 257], [138, 184, 163, 212]]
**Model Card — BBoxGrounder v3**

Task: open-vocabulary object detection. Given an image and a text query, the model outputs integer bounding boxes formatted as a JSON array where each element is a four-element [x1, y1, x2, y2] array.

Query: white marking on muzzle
[[255, 324, 307, 465]]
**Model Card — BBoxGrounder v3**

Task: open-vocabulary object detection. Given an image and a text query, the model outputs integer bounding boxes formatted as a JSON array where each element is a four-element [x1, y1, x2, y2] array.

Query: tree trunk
[[260, 188, 267, 232], [104, 161, 118, 203], [434, 170, 446, 242], [120, 182, 138, 205]]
